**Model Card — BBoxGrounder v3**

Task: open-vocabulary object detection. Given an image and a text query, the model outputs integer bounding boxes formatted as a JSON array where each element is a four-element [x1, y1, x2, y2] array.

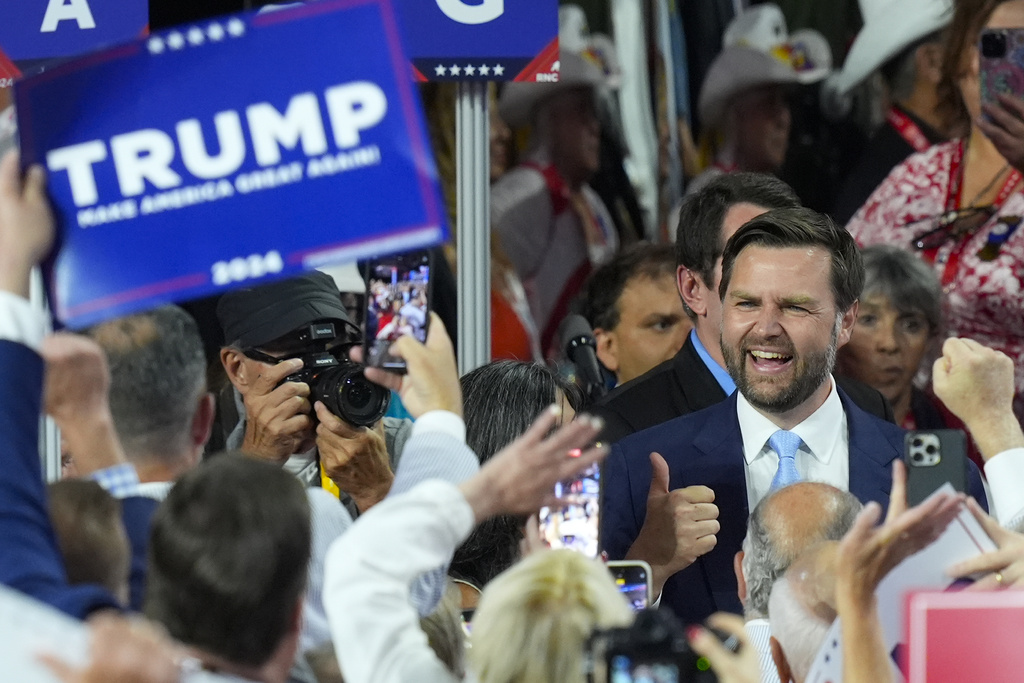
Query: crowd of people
[[7, 0, 1024, 682]]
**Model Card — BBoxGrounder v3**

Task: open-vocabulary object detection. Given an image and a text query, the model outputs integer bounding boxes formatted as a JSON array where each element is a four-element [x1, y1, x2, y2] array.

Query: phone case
[[904, 429, 968, 507], [980, 28, 1024, 108]]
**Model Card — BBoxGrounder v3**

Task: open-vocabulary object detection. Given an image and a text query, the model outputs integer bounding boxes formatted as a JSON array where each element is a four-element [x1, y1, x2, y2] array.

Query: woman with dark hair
[[449, 361, 583, 600], [847, 0, 1024, 419]]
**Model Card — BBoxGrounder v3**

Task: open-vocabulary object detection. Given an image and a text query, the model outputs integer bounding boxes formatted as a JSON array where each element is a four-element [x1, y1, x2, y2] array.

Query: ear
[[221, 348, 250, 393], [734, 550, 747, 606], [594, 327, 619, 375], [190, 392, 216, 455], [771, 636, 795, 683], [677, 265, 711, 318], [836, 301, 859, 349], [917, 42, 944, 85]]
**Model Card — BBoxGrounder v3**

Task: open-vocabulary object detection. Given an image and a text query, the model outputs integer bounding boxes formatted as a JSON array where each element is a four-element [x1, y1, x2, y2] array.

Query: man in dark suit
[[601, 207, 988, 623], [591, 173, 892, 444]]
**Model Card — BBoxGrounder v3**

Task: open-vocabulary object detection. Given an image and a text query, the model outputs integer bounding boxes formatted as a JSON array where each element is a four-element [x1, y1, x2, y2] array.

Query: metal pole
[[31, 267, 61, 482], [455, 80, 491, 375]]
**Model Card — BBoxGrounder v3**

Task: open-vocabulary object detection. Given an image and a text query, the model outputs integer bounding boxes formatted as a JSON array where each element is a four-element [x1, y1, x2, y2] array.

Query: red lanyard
[[887, 107, 931, 154], [931, 141, 1022, 284]]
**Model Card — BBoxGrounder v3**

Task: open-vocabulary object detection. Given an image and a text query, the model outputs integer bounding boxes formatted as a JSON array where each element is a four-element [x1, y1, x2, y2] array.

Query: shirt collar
[[690, 329, 736, 396], [736, 377, 844, 465]]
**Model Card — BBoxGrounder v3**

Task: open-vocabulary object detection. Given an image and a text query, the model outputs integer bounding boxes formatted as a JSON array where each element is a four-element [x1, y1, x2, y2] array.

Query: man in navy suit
[[601, 206, 989, 623]]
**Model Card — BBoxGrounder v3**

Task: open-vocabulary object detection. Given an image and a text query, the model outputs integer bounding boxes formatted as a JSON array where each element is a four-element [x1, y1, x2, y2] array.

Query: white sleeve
[[323, 479, 474, 683], [984, 447, 1024, 530], [0, 291, 46, 352]]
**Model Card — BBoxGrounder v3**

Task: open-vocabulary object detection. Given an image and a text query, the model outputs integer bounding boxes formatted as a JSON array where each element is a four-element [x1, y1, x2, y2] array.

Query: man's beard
[[722, 319, 839, 415]]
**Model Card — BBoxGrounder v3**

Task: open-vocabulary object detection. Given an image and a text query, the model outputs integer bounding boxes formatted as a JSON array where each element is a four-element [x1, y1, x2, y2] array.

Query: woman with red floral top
[[847, 0, 1024, 419]]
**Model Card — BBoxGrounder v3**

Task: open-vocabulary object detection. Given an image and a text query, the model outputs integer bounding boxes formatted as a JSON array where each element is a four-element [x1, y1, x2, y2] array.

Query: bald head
[[739, 483, 862, 619]]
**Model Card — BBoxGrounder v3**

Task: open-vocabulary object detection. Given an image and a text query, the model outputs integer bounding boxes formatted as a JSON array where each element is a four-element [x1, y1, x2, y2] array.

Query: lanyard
[[886, 107, 931, 154], [930, 141, 1022, 284]]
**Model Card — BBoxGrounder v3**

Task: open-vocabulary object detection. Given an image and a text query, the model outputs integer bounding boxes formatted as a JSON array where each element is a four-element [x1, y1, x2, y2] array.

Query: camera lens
[[982, 31, 1007, 59], [314, 362, 390, 427]]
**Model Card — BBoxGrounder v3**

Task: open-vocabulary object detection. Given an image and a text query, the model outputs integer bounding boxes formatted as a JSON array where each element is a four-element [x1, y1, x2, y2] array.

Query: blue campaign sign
[[393, 0, 559, 82], [15, 0, 447, 329], [0, 0, 148, 61]]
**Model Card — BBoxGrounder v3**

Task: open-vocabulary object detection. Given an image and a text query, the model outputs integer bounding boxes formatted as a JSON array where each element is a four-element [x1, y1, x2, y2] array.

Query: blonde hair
[[468, 549, 632, 683]]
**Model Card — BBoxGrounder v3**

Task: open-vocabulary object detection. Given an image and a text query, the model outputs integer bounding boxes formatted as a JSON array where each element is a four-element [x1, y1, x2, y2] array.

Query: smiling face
[[720, 245, 857, 425], [838, 294, 933, 407]]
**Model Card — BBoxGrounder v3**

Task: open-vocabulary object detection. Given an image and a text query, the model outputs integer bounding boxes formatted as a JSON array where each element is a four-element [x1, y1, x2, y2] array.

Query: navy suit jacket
[[601, 387, 988, 624], [0, 340, 155, 616]]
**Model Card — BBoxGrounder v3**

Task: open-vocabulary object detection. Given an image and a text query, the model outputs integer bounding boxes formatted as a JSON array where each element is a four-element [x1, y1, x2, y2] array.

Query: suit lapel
[[842, 389, 900, 509]]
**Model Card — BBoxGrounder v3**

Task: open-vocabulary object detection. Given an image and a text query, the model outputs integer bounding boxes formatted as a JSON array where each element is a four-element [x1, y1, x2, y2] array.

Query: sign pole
[[456, 80, 490, 375]]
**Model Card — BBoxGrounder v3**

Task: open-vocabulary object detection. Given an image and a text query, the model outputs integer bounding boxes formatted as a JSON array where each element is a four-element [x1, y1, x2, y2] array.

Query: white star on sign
[[435, 64, 446, 76], [207, 23, 225, 41], [478, 64, 490, 76], [227, 18, 245, 36], [166, 32, 185, 50], [493, 64, 505, 76], [147, 37, 165, 54], [187, 27, 205, 45], [449, 64, 461, 76], [464, 64, 476, 76]]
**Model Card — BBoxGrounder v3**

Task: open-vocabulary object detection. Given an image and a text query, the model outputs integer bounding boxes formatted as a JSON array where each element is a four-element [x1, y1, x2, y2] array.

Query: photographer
[[217, 271, 409, 514]]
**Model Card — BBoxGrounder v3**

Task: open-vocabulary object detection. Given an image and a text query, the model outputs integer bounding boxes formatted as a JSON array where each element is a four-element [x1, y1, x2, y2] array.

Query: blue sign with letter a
[[393, 0, 558, 82], [15, 0, 448, 329], [0, 0, 148, 61]]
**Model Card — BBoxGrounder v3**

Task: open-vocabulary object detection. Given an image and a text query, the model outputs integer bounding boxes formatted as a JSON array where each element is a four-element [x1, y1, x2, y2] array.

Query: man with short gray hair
[[89, 305, 213, 498]]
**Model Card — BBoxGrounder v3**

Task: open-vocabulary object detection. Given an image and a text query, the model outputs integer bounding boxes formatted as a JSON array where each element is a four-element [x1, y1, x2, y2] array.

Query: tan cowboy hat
[[697, 3, 831, 126], [831, 0, 952, 96]]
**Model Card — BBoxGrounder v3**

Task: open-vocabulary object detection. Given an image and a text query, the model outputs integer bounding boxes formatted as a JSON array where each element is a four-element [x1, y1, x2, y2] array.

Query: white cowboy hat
[[831, 0, 952, 96], [698, 3, 831, 126]]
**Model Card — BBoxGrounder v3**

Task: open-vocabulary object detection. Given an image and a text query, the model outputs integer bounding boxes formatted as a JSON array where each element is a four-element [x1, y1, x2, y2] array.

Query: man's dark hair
[[719, 207, 865, 313], [451, 361, 584, 588], [675, 173, 800, 290], [577, 242, 677, 332], [145, 453, 311, 667], [88, 306, 206, 463]]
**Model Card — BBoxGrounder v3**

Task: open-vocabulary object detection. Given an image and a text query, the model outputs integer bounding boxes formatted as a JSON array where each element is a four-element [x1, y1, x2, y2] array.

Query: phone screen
[[608, 657, 680, 683], [364, 250, 431, 371], [608, 562, 651, 611], [980, 29, 1024, 107], [538, 461, 600, 558]]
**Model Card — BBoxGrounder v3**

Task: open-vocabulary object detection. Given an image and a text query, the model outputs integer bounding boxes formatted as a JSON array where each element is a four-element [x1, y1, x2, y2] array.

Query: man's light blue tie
[[768, 429, 804, 491]]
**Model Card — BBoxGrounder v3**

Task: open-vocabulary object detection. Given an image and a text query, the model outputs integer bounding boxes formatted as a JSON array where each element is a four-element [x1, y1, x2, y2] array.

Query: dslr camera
[[588, 609, 734, 683], [273, 322, 390, 427]]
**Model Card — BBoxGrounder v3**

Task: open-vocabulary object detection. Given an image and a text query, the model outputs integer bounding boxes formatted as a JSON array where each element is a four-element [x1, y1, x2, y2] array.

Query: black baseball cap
[[216, 271, 359, 349]]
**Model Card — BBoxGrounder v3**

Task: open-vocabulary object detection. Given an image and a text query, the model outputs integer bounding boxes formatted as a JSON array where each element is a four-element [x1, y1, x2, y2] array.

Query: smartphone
[[904, 429, 968, 507], [363, 249, 431, 371], [538, 460, 600, 558], [980, 29, 1024, 109], [607, 561, 652, 611]]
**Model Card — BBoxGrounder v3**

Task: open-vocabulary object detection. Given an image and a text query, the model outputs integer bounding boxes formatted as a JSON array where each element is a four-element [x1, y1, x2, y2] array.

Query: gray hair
[[860, 244, 943, 336], [88, 305, 207, 464], [881, 31, 944, 103], [768, 576, 832, 682], [741, 484, 862, 619]]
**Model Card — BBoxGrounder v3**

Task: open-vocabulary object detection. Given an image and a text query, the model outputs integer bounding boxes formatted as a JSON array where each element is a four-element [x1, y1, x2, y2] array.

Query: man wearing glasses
[[217, 271, 409, 515]]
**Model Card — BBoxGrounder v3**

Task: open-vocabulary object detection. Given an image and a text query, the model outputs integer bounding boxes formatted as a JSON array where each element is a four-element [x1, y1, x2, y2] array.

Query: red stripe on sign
[[514, 37, 559, 83], [0, 45, 21, 81]]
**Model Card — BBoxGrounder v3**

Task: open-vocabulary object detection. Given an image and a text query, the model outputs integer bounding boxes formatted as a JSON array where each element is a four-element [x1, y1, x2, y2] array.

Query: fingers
[[250, 358, 304, 395], [648, 452, 671, 497], [843, 500, 883, 550], [22, 164, 48, 204], [423, 311, 453, 354], [518, 404, 561, 446], [965, 496, 1012, 546], [362, 365, 404, 392], [348, 344, 364, 364], [886, 459, 908, 524], [0, 150, 19, 198], [997, 92, 1024, 119], [36, 653, 76, 682], [314, 401, 358, 435], [554, 442, 608, 482], [949, 545, 1020, 578], [679, 485, 715, 504]]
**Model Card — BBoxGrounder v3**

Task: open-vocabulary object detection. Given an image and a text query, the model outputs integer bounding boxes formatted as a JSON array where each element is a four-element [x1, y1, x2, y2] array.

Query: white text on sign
[[41, 0, 96, 32], [47, 81, 388, 208], [435, 0, 503, 25]]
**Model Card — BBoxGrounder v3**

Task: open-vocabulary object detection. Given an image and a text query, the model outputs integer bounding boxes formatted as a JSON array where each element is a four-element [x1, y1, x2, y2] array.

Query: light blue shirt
[[689, 329, 736, 396]]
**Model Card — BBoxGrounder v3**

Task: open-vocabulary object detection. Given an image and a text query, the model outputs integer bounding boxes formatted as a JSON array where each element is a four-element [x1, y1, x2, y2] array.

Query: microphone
[[559, 314, 607, 400]]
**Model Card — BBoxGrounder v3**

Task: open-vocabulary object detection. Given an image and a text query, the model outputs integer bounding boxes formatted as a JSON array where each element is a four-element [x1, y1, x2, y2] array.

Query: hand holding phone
[[607, 561, 653, 611]]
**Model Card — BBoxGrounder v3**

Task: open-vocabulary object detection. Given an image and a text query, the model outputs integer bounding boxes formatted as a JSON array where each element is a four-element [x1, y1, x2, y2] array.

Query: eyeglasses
[[909, 206, 996, 252]]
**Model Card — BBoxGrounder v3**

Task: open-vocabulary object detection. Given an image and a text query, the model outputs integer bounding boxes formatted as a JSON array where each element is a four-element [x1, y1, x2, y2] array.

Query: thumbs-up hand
[[625, 452, 719, 596]]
